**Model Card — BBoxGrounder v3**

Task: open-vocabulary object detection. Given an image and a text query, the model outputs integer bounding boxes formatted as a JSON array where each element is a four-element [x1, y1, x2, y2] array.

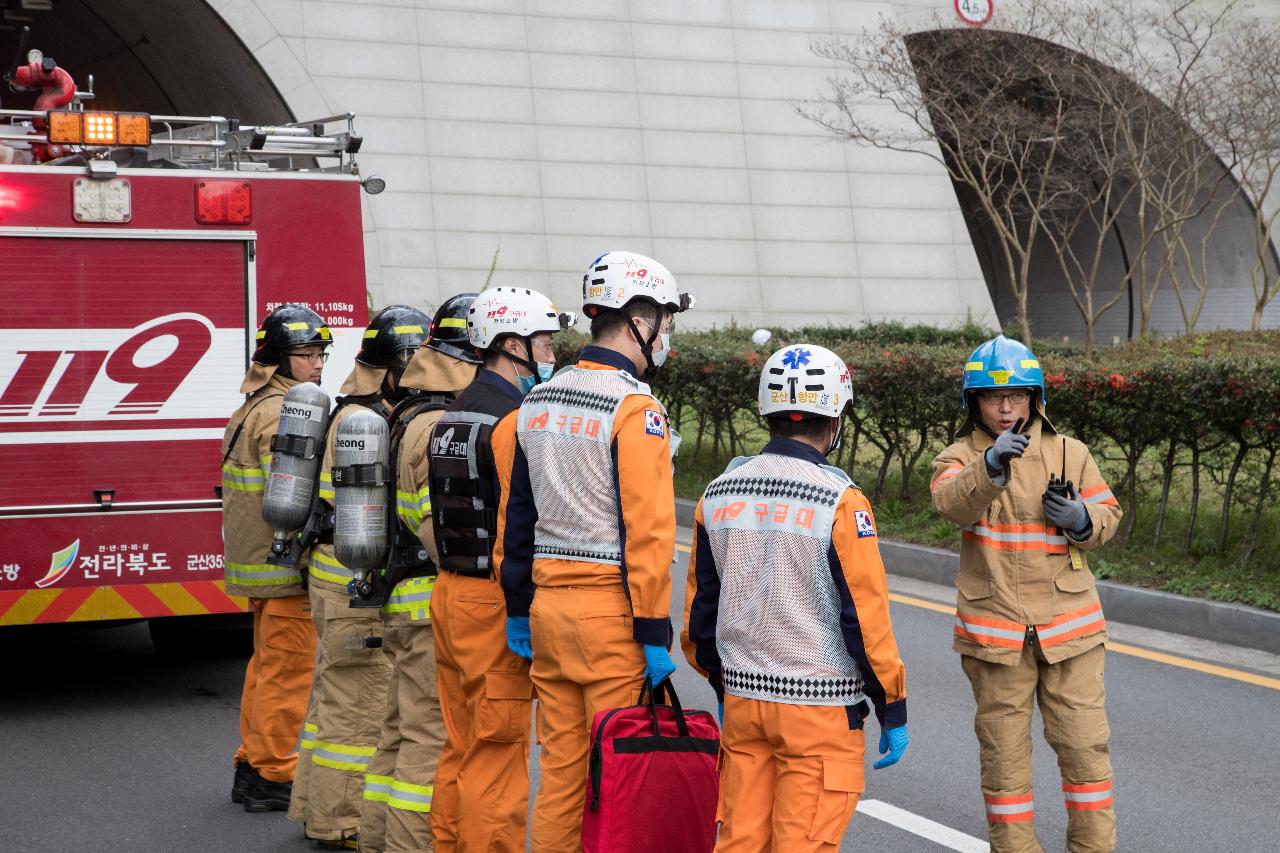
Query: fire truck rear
[[0, 46, 374, 646]]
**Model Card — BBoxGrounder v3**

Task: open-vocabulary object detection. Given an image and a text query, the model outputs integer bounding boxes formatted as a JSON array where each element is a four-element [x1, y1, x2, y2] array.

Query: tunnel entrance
[[905, 27, 1280, 339], [0, 0, 290, 124]]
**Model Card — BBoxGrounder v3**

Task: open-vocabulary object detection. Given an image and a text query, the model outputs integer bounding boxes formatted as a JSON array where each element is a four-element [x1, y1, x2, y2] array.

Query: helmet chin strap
[[501, 336, 540, 383], [827, 418, 844, 457], [625, 313, 661, 379]]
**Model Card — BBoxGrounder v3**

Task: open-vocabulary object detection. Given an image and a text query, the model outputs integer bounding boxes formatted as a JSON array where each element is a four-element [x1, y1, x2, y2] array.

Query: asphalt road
[[3, 535, 1279, 852]]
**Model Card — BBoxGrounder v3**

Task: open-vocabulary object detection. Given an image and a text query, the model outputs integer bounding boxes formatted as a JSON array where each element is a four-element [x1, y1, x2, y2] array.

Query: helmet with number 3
[[758, 344, 852, 419]]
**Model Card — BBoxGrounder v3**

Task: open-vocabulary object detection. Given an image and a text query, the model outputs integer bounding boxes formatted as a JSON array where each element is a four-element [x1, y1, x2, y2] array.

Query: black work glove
[[1043, 483, 1090, 536]]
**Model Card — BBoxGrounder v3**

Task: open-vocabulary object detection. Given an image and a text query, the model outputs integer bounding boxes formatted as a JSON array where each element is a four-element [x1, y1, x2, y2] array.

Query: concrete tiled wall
[[210, 0, 999, 330]]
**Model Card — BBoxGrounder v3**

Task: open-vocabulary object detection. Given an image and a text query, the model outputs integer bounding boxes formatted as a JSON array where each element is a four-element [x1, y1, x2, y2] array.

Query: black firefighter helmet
[[252, 304, 331, 366], [357, 305, 432, 368], [425, 293, 483, 364]]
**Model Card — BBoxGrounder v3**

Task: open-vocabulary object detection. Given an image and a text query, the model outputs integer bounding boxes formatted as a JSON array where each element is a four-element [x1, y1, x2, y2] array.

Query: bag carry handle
[[638, 677, 690, 738]]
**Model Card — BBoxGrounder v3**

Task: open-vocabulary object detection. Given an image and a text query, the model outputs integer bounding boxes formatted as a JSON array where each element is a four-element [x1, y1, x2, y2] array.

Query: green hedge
[[558, 325, 1280, 568]]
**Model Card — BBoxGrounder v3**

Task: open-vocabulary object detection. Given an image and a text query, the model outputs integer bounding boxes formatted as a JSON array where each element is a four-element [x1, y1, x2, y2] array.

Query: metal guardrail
[[0, 108, 361, 173]]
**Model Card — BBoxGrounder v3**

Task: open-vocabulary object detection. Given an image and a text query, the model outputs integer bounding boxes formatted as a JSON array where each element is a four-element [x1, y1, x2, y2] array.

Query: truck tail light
[[46, 110, 83, 144], [195, 180, 252, 225], [84, 112, 117, 145]]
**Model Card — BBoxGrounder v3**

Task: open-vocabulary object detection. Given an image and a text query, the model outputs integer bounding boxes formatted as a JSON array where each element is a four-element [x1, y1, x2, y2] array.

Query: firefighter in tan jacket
[[358, 294, 480, 853], [289, 306, 431, 850], [223, 305, 330, 813], [931, 336, 1121, 853]]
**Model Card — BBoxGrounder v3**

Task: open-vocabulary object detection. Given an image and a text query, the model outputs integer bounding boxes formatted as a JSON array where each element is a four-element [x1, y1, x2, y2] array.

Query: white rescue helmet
[[758, 344, 852, 420], [581, 250, 695, 317], [466, 286, 576, 350]]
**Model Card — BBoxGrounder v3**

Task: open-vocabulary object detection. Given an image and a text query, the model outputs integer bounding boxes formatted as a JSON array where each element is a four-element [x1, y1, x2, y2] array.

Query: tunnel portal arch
[[905, 27, 1280, 339]]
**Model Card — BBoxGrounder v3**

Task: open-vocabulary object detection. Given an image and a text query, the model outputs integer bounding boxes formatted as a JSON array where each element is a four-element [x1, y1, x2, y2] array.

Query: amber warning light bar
[[46, 110, 151, 146]]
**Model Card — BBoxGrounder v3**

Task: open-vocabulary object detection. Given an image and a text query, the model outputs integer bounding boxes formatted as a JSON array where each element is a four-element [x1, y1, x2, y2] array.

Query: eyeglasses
[[289, 351, 329, 364], [977, 390, 1031, 406]]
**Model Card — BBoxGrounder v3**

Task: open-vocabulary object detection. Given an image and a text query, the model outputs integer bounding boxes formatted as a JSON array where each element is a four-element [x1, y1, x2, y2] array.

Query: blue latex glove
[[717, 703, 724, 726], [873, 725, 909, 770], [506, 616, 532, 661], [642, 644, 676, 686]]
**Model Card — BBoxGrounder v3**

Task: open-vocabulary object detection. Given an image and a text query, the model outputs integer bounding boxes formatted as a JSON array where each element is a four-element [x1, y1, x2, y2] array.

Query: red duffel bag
[[582, 679, 721, 853]]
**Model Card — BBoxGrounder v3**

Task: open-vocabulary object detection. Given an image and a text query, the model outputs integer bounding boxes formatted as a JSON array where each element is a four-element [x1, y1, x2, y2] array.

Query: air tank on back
[[262, 382, 331, 560], [332, 409, 391, 572]]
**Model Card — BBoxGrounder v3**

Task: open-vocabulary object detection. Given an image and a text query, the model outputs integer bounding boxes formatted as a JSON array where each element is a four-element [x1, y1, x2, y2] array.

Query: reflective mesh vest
[[428, 380, 519, 576], [701, 453, 867, 706], [516, 366, 657, 565]]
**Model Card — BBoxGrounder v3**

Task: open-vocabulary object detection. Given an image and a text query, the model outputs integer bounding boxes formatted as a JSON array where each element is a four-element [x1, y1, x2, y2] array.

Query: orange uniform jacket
[[498, 345, 676, 646], [681, 438, 907, 729]]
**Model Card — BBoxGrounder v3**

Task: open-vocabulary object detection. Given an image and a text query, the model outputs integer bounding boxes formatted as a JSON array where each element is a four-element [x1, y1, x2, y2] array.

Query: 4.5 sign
[[955, 0, 994, 27]]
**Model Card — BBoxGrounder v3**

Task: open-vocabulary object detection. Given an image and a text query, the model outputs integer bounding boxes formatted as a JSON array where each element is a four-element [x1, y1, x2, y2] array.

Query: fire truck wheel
[[149, 614, 253, 660]]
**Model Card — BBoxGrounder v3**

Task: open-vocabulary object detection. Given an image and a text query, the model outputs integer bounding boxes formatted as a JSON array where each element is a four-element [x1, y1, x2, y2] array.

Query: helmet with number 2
[[580, 250, 695, 317], [758, 344, 852, 420]]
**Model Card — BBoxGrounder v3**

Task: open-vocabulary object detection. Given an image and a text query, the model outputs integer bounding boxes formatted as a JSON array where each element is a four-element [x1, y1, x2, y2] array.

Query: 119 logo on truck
[[0, 43, 373, 649]]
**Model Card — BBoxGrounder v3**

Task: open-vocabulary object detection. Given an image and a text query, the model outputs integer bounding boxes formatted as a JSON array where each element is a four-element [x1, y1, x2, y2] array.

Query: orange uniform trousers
[[529, 585, 647, 852], [234, 594, 317, 783], [430, 571, 533, 853], [716, 695, 866, 852]]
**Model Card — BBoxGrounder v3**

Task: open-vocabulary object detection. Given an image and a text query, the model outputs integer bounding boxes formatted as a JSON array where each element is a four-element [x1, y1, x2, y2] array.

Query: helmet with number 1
[[758, 344, 852, 420], [580, 250, 695, 317], [252, 304, 331, 366], [466, 287, 576, 350], [961, 335, 1045, 408]]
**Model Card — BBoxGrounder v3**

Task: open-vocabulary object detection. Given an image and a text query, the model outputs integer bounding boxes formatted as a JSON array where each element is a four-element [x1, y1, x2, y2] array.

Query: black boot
[[242, 773, 292, 813], [231, 761, 255, 804]]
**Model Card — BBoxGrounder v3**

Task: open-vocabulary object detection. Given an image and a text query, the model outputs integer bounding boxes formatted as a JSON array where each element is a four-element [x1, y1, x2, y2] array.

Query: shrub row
[[556, 325, 1280, 563]]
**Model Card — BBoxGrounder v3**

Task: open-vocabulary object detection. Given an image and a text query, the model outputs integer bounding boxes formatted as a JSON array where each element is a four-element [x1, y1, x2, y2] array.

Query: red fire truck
[[0, 48, 374, 647]]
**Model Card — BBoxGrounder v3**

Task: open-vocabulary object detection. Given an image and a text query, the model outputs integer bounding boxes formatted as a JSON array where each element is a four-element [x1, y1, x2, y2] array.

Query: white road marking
[[856, 799, 991, 852]]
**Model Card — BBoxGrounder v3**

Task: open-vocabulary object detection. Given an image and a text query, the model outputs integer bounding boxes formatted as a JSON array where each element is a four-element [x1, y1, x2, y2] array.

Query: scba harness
[[428, 380, 521, 577]]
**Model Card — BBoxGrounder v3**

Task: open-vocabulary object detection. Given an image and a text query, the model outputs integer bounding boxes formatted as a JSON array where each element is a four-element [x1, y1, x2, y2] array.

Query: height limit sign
[[955, 0, 994, 27]]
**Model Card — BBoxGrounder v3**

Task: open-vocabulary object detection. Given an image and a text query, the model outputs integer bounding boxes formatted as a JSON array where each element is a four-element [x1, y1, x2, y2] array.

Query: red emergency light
[[195, 180, 252, 225]]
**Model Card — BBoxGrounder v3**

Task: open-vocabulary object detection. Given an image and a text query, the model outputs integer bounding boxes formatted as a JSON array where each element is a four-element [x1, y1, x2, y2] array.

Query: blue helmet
[[961, 335, 1045, 408]]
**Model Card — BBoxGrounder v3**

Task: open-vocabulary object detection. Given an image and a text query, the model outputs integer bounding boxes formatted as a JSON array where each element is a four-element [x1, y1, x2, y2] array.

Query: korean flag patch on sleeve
[[854, 509, 877, 538], [644, 409, 666, 438]]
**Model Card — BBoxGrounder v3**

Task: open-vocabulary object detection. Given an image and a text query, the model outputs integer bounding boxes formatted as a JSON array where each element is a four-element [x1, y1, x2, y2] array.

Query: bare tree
[[805, 0, 1274, 346], [1212, 22, 1280, 330], [803, 13, 1088, 343]]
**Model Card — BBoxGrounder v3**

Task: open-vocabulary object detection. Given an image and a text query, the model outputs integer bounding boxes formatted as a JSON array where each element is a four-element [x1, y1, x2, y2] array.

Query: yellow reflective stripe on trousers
[[300, 722, 318, 751], [222, 462, 265, 492], [387, 778, 433, 813], [225, 562, 302, 586], [363, 773, 393, 803], [381, 575, 434, 620], [308, 549, 353, 585], [311, 739, 377, 772], [318, 469, 335, 501]]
